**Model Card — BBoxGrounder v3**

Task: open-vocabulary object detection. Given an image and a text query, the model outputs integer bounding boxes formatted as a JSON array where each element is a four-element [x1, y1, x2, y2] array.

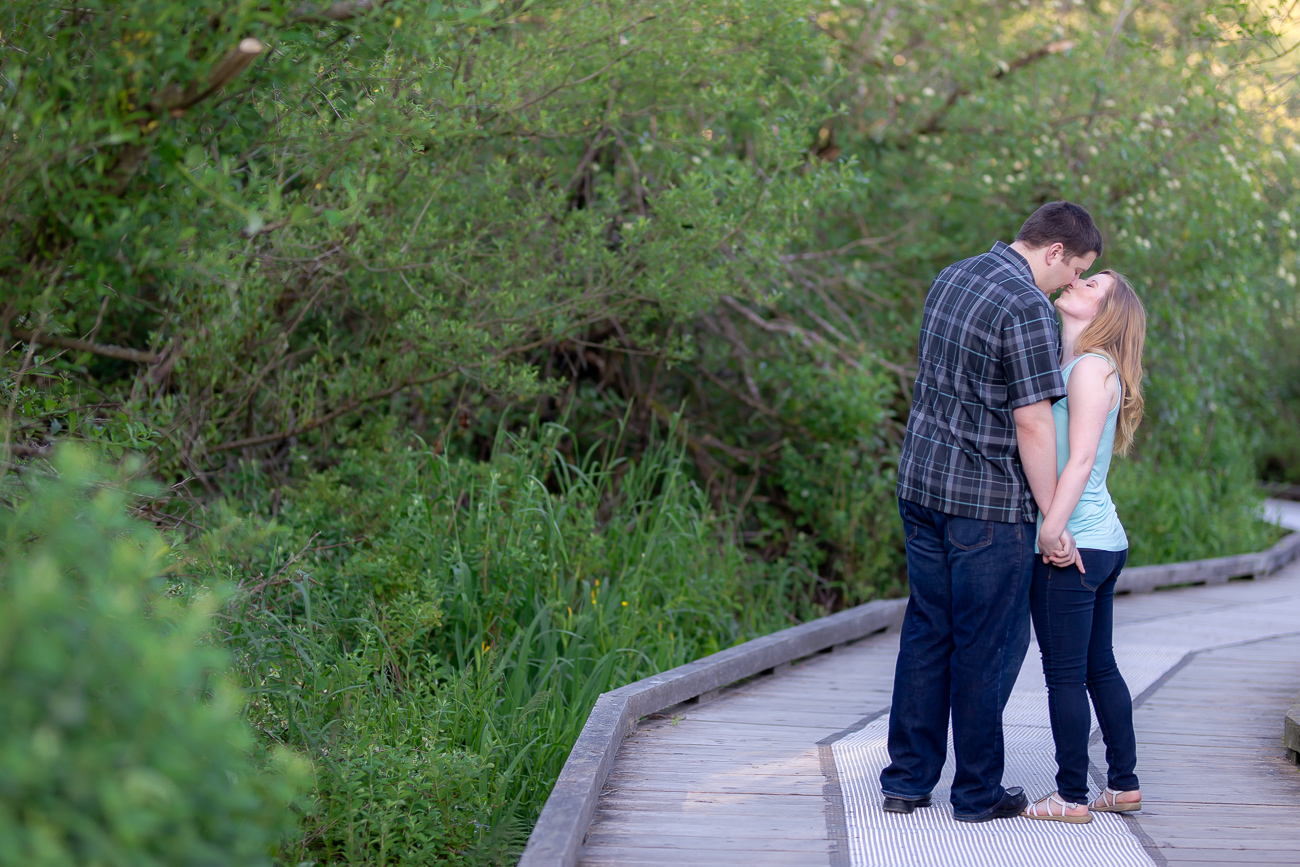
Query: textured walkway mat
[[828, 643, 1188, 867]]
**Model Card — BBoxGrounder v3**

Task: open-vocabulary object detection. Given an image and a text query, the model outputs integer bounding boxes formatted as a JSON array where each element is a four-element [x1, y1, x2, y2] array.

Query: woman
[[1022, 270, 1147, 824]]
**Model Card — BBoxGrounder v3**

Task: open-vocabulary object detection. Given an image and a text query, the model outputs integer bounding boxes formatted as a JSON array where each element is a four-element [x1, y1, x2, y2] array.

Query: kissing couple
[[880, 201, 1147, 823]]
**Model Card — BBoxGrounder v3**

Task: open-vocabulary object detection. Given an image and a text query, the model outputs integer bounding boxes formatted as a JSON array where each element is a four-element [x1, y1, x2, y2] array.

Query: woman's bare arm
[[1038, 355, 1119, 570]]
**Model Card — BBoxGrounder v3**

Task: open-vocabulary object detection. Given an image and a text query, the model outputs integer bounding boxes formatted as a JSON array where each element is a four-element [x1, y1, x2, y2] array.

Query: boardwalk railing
[[1115, 530, 1300, 593], [519, 525, 1300, 867], [1287, 696, 1300, 765]]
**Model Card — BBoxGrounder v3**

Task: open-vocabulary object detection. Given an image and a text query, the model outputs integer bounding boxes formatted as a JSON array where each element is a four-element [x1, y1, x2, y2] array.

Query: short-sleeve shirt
[[896, 242, 1066, 524]]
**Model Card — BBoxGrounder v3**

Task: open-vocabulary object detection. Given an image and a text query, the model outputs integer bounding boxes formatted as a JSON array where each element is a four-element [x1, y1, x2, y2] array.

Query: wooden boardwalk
[[579, 505, 1300, 867]]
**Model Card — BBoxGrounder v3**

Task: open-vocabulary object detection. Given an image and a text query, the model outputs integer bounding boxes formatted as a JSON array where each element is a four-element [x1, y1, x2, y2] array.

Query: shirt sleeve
[[1002, 299, 1066, 409]]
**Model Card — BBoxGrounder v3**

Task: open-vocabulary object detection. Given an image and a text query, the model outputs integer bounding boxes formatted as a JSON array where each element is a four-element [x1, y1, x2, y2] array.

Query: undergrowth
[[193, 422, 803, 864]]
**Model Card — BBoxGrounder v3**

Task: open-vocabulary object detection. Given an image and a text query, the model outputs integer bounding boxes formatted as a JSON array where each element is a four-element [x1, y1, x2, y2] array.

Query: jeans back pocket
[[947, 517, 993, 551]]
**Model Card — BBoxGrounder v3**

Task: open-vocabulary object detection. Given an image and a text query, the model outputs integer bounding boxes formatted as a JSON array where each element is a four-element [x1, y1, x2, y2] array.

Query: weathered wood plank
[[1107, 628, 1300, 863], [587, 812, 826, 838], [1117, 525, 1300, 595], [1285, 688, 1300, 764], [518, 597, 905, 867], [1154, 850, 1300, 864], [593, 790, 826, 810], [583, 831, 831, 851], [608, 757, 827, 774], [597, 775, 825, 796], [579, 847, 830, 867]]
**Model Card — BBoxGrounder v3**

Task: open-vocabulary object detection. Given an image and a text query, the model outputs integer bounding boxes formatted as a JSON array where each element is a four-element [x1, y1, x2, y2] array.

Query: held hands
[[1039, 527, 1085, 573]]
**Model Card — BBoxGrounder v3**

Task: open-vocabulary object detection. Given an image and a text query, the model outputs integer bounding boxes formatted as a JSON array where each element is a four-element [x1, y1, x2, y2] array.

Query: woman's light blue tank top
[[1035, 352, 1128, 552]]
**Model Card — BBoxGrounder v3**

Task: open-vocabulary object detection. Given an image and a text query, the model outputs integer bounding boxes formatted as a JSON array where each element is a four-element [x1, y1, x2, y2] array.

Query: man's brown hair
[[1016, 201, 1103, 260]]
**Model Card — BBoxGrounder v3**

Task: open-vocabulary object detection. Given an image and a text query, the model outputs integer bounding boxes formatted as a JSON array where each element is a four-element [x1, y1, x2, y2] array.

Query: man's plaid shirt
[[896, 242, 1066, 524]]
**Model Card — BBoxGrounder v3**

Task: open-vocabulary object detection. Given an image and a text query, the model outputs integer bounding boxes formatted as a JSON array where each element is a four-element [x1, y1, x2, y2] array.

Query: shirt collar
[[990, 241, 1034, 282]]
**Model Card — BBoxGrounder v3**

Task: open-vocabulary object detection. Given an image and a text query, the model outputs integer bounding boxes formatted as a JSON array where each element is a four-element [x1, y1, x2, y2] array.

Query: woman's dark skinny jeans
[[1030, 548, 1140, 804]]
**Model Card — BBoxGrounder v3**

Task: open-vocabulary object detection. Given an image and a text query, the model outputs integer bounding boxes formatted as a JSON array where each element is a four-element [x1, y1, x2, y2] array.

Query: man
[[879, 201, 1102, 823]]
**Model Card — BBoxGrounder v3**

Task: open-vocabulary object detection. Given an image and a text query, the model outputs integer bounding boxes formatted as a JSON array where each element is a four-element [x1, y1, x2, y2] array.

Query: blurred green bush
[[0, 449, 303, 867]]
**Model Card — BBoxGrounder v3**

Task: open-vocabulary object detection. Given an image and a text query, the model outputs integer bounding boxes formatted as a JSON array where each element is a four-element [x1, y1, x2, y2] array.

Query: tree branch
[[150, 38, 265, 116], [718, 295, 913, 379], [210, 370, 456, 453], [916, 40, 1074, 136], [4, 442, 52, 459], [103, 38, 265, 196], [292, 0, 386, 23], [10, 328, 162, 364]]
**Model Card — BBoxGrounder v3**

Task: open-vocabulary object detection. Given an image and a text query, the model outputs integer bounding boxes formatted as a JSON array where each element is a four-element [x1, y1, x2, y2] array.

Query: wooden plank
[[1260, 529, 1300, 573], [1117, 528, 1299, 595], [1156, 850, 1300, 864], [579, 846, 829, 867], [1284, 694, 1300, 762], [587, 812, 826, 837], [1118, 552, 1263, 593], [517, 597, 905, 867], [594, 790, 826, 810], [680, 709, 874, 729], [598, 775, 825, 796], [521, 692, 633, 867], [582, 831, 831, 851], [614, 743, 821, 761], [1113, 630, 1300, 862], [609, 757, 827, 774]]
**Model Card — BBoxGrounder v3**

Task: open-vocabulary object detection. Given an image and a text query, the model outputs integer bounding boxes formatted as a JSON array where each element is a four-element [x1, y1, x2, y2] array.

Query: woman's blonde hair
[[1072, 270, 1146, 455]]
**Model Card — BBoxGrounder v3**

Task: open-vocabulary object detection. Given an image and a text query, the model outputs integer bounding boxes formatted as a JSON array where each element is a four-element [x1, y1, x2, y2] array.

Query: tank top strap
[[1063, 351, 1122, 415], [1062, 350, 1116, 376]]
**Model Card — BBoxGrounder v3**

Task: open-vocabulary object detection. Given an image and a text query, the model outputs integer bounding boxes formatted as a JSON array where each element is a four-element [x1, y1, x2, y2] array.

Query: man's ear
[[1045, 242, 1065, 265]]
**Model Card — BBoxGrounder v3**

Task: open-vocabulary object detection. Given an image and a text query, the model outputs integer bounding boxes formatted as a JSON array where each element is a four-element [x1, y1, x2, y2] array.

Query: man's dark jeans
[[879, 499, 1035, 820], [1030, 549, 1139, 804]]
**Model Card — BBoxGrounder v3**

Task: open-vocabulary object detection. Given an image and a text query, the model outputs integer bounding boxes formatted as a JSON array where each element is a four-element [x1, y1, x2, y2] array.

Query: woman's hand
[[1041, 528, 1086, 572]]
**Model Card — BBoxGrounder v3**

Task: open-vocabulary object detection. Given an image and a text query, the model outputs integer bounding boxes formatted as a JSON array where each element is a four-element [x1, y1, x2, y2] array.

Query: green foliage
[[606, 0, 1300, 583], [1257, 280, 1300, 484], [1110, 439, 1277, 566], [0, 448, 303, 867], [2, 0, 841, 469], [6, 0, 1297, 588], [203, 421, 793, 864]]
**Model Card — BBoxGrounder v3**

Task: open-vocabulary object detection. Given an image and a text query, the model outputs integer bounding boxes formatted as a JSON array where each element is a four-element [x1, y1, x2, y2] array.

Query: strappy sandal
[[1092, 787, 1141, 813], [1022, 792, 1093, 824]]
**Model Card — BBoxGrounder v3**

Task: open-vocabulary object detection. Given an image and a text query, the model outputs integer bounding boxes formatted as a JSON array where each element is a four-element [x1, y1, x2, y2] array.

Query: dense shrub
[[204, 421, 795, 864], [0, 449, 303, 867], [1110, 447, 1278, 567]]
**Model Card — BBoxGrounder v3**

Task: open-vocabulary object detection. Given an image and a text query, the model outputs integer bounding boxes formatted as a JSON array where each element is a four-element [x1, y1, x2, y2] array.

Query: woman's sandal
[[1092, 787, 1142, 813], [1022, 792, 1093, 824]]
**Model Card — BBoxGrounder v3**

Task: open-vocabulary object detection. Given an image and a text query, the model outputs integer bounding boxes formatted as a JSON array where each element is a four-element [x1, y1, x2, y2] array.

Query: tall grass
[[1110, 443, 1277, 566], [200, 422, 798, 864]]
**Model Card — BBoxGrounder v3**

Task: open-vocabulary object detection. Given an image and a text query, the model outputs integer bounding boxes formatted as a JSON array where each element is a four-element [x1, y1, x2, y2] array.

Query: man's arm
[[1012, 398, 1077, 566], [1002, 297, 1073, 563], [1013, 399, 1057, 517]]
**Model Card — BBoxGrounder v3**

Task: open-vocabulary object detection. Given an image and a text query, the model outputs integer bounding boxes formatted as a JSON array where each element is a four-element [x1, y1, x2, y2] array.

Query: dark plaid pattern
[[897, 242, 1066, 524]]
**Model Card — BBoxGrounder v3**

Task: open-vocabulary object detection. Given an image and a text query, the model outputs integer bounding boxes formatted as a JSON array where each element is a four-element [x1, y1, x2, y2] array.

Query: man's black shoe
[[881, 795, 933, 814], [952, 786, 1028, 823]]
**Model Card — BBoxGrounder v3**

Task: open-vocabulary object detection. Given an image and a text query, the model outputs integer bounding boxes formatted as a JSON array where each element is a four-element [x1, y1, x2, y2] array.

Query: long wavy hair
[[1071, 270, 1146, 455]]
